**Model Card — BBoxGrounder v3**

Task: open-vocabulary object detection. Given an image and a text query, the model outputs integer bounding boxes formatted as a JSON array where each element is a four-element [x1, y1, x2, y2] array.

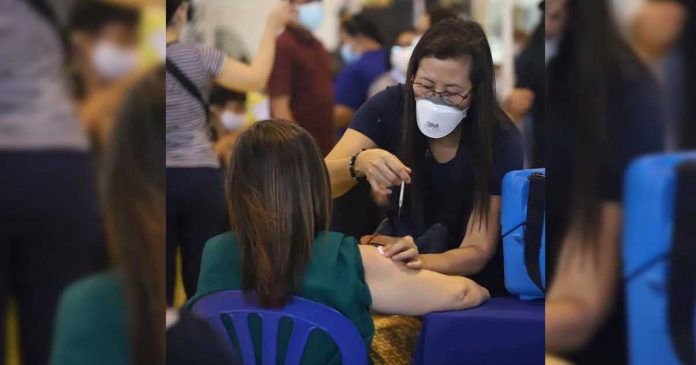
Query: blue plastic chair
[[190, 290, 368, 365]]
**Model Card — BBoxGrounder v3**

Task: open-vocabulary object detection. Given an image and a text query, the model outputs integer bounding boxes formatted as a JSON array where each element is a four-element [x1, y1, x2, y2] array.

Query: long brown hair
[[226, 120, 332, 308], [102, 66, 165, 365]]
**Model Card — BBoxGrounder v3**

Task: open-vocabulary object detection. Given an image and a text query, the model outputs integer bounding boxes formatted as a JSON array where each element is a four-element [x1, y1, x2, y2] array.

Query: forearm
[[249, 22, 277, 90], [545, 299, 600, 353], [421, 245, 490, 276], [325, 157, 357, 197]]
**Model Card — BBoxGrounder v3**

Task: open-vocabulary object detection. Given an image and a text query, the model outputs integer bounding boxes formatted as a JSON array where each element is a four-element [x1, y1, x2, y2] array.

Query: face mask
[[220, 111, 246, 131], [340, 43, 361, 64], [415, 98, 468, 139], [390, 46, 411, 75], [297, 2, 324, 31], [92, 41, 139, 80]]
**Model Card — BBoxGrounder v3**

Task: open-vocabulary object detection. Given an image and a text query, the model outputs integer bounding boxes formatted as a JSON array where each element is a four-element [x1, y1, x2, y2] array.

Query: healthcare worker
[[325, 18, 523, 294]]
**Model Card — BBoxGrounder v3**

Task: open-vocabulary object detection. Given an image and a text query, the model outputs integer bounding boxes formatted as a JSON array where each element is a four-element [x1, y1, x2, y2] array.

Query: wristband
[[349, 149, 366, 182]]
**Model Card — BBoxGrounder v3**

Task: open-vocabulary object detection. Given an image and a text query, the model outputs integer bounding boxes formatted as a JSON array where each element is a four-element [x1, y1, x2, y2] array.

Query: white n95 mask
[[220, 111, 246, 131], [92, 41, 139, 80], [416, 98, 468, 139]]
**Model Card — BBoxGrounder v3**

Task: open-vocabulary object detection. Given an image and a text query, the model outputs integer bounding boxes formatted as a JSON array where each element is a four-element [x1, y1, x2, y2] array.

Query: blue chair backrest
[[623, 152, 696, 365], [501, 168, 546, 300], [191, 290, 369, 365]]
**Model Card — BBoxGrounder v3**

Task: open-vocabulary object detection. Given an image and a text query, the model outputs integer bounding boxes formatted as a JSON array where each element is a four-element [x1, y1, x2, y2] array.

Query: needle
[[397, 180, 405, 220]]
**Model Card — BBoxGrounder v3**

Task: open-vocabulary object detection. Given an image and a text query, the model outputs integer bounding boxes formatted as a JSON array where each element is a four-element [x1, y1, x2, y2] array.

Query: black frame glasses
[[412, 81, 469, 106]]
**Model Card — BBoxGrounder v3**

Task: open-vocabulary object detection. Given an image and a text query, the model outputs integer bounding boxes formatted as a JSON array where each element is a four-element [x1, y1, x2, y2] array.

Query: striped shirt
[[0, 0, 87, 150], [166, 42, 224, 168]]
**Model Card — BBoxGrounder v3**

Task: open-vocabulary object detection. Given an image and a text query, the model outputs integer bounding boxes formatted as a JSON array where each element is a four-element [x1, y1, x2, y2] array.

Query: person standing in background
[[165, 0, 291, 306], [68, 0, 143, 153], [208, 86, 248, 167], [267, 0, 336, 156], [0, 1, 106, 364], [333, 13, 387, 133], [615, 0, 688, 151]]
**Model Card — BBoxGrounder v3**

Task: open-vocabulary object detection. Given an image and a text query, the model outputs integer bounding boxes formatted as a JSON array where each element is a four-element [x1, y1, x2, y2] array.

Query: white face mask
[[220, 110, 246, 131], [92, 41, 139, 80], [390, 36, 419, 77], [416, 98, 468, 139]]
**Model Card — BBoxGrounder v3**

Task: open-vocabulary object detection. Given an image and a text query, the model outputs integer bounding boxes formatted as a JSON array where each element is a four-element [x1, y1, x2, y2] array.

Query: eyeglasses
[[412, 81, 469, 106]]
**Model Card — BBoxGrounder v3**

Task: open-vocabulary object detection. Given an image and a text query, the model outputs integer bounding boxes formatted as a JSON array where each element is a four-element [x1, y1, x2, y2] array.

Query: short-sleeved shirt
[[166, 42, 224, 168], [50, 271, 128, 365], [267, 27, 335, 155], [186, 231, 374, 365], [0, 0, 87, 151], [334, 49, 388, 111], [349, 85, 523, 249]]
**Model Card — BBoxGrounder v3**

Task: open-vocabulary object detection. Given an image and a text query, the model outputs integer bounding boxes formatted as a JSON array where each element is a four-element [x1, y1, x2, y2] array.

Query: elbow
[[248, 78, 267, 92], [452, 279, 490, 310]]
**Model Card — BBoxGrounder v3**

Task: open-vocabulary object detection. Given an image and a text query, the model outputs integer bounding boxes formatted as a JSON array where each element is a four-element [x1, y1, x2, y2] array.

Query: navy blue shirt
[[334, 49, 388, 111], [349, 85, 523, 250]]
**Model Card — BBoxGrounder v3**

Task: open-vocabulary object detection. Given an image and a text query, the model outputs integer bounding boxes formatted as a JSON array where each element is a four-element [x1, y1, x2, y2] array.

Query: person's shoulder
[[204, 231, 238, 256], [58, 271, 125, 315]]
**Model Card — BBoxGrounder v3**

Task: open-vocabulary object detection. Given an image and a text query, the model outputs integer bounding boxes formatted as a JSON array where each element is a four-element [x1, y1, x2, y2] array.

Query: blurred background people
[[208, 86, 248, 167], [545, 0, 665, 363], [68, 0, 143, 153], [0, 2, 107, 364], [416, 6, 461, 35], [267, 0, 336, 156], [506, 0, 546, 168], [333, 12, 387, 133], [165, 0, 291, 306], [367, 28, 417, 98], [614, 0, 688, 151]]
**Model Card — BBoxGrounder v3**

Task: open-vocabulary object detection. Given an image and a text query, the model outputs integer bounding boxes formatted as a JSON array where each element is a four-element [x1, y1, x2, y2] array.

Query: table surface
[[413, 297, 545, 365]]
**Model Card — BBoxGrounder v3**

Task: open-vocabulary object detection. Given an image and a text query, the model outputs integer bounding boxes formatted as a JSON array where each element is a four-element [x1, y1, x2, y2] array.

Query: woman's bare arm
[[360, 245, 490, 316], [545, 202, 622, 353]]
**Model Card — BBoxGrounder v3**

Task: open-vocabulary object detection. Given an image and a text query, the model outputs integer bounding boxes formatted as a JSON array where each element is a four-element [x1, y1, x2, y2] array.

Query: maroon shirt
[[267, 26, 336, 155]]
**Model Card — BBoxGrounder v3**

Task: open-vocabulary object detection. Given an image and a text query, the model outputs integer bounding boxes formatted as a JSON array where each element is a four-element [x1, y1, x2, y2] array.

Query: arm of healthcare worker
[[545, 203, 622, 353], [215, 1, 292, 92], [325, 129, 411, 198], [359, 244, 490, 315], [382, 197, 502, 276]]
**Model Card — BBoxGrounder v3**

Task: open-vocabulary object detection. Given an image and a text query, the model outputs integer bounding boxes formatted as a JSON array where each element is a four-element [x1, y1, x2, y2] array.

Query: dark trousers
[[0, 151, 105, 365], [166, 167, 228, 306]]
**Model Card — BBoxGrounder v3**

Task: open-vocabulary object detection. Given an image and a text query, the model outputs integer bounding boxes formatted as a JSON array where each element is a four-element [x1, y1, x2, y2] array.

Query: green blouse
[[49, 271, 129, 365], [186, 231, 374, 365]]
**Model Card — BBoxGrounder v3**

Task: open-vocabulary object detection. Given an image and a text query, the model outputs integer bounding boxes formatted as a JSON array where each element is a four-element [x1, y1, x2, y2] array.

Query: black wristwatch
[[349, 149, 367, 182]]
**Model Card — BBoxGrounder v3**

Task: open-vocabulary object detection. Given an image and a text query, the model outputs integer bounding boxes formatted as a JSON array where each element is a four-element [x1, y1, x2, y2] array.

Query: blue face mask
[[340, 43, 360, 64], [297, 2, 324, 32]]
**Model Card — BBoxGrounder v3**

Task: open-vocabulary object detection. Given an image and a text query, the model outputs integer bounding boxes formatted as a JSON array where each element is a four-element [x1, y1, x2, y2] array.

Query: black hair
[[341, 13, 385, 46], [167, 0, 186, 25], [427, 7, 460, 27], [69, 0, 140, 34], [547, 0, 650, 254], [209, 86, 247, 107], [401, 18, 505, 230]]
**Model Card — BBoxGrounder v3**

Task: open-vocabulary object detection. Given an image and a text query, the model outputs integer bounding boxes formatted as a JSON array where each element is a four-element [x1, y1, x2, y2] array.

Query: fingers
[[382, 155, 412, 183], [391, 247, 418, 262], [405, 258, 423, 270], [367, 176, 391, 196], [383, 236, 416, 258]]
